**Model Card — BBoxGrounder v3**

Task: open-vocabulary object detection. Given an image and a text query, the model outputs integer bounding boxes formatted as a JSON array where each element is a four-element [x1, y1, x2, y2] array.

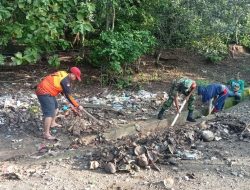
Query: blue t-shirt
[[198, 84, 225, 103]]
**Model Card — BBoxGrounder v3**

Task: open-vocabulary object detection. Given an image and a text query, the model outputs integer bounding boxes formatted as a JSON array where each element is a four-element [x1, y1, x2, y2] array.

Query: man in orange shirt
[[36, 67, 83, 140]]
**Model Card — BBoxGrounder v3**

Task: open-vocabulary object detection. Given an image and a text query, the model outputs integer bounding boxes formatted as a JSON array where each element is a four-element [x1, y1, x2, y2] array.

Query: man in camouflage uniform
[[158, 77, 196, 122]]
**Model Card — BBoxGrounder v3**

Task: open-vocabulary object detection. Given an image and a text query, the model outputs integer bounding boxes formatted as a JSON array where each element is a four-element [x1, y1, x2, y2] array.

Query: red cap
[[70, 67, 81, 81]]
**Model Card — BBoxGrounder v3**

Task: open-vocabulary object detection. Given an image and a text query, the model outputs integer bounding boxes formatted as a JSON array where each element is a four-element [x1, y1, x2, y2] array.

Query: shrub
[[192, 36, 227, 63], [48, 55, 60, 68], [11, 48, 40, 65], [90, 30, 156, 85], [0, 54, 5, 65], [239, 34, 250, 48]]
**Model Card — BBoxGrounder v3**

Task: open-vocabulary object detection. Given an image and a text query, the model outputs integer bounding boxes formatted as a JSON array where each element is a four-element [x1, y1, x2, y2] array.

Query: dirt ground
[[0, 49, 250, 190]]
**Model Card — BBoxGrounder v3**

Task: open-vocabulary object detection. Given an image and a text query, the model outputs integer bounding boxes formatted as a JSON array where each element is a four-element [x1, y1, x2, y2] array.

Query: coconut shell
[[134, 146, 146, 156], [137, 154, 148, 167], [89, 161, 99, 170]]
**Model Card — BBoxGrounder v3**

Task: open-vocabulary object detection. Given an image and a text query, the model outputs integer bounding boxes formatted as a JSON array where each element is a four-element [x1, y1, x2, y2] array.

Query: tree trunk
[[106, 13, 110, 31], [155, 49, 162, 67], [105, 1, 111, 31], [111, 3, 116, 31]]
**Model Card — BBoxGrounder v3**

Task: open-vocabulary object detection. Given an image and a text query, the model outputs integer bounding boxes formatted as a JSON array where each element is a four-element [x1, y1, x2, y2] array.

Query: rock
[[135, 124, 141, 132], [89, 161, 99, 170], [72, 127, 81, 136], [167, 157, 178, 166], [201, 130, 215, 142], [242, 128, 250, 138], [1, 172, 22, 180], [104, 162, 116, 174]]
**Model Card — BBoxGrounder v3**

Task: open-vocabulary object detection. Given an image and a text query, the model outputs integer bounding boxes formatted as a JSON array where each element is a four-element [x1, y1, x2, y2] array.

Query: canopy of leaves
[[0, 0, 250, 69], [0, 0, 95, 65]]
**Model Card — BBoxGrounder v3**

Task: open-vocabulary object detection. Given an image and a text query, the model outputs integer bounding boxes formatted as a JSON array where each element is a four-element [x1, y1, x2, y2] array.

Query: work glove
[[71, 106, 82, 116], [78, 105, 84, 111], [176, 105, 180, 114]]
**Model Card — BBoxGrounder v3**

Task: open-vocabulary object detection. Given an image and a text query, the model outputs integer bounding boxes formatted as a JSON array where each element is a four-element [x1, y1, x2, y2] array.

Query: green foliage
[[115, 76, 132, 89], [0, 0, 95, 64], [23, 48, 40, 64], [74, 56, 84, 65], [239, 34, 250, 48], [93, 0, 155, 32], [11, 52, 25, 65], [152, 1, 201, 49], [150, 0, 250, 61], [0, 54, 5, 65], [196, 79, 210, 86], [91, 30, 155, 83], [11, 48, 40, 65], [192, 36, 228, 63], [1, 0, 250, 84], [48, 55, 60, 68]]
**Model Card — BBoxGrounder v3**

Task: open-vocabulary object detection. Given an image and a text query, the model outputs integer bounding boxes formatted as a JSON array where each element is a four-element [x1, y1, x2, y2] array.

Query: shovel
[[208, 98, 214, 115], [170, 99, 187, 127]]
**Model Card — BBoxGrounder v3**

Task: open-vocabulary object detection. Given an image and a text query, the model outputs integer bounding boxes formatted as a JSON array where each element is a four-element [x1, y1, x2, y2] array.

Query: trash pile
[[203, 100, 250, 141], [0, 94, 42, 136], [86, 101, 250, 174], [86, 124, 203, 174], [90, 143, 162, 174], [80, 90, 168, 121], [1, 89, 249, 167], [62, 111, 92, 137], [0, 89, 169, 144]]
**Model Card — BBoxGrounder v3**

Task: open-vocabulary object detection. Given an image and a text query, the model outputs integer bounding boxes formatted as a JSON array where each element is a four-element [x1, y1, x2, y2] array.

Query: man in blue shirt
[[197, 83, 229, 113]]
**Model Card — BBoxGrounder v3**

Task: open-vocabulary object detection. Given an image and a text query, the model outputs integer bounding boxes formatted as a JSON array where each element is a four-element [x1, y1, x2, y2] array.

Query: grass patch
[[196, 79, 211, 86]]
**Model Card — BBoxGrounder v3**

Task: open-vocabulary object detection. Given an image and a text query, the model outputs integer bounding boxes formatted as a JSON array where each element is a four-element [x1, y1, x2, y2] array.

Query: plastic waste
[[63, 105, 69, 111]]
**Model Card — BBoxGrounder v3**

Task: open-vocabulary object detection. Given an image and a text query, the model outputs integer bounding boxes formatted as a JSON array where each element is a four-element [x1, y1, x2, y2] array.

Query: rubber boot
[[187, 110, 196, 122], [235, 95, 241, 104], [157, 108, 165, 120]]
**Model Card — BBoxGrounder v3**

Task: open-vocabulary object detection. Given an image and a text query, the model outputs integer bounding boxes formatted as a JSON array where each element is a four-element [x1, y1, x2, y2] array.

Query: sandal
[[43, 133, 56, 140], [51, 123, 62, 128]]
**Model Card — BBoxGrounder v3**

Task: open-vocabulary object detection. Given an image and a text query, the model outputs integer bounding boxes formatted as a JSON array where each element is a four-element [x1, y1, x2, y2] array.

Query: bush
[[239, 34, 250, 48], [0, 54, 5, 65], [0, 1, 95, 65], [48, 55, 60, 68], [11, 48, 40, 65], [192, 36, 227, 63], [90, 30, 156, 85]]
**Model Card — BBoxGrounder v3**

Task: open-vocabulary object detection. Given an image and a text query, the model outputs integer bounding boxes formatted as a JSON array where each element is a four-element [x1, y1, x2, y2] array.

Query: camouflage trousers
[[162, 90, 195, 111]]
